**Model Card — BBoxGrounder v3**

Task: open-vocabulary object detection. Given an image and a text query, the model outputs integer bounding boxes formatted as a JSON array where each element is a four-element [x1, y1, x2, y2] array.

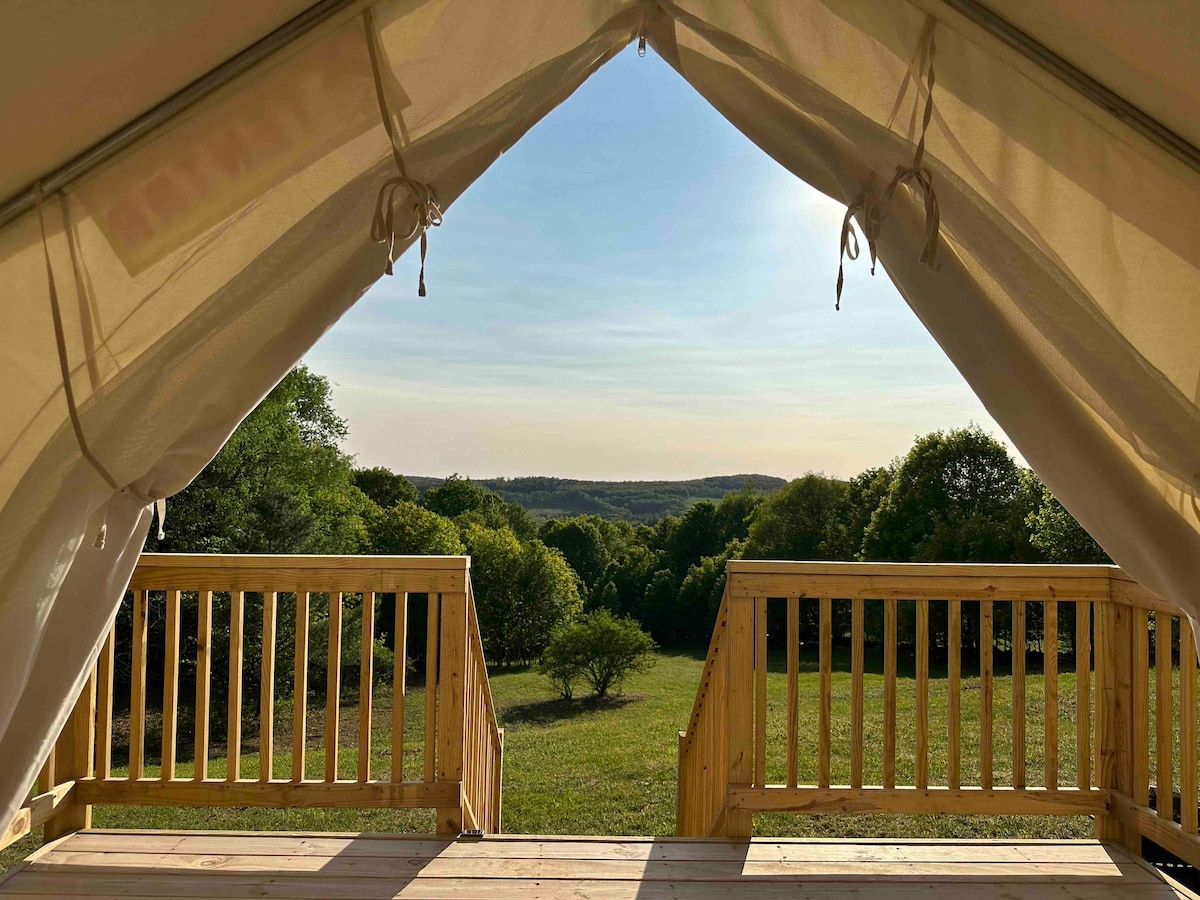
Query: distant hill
[[404, 474, 788, 522]]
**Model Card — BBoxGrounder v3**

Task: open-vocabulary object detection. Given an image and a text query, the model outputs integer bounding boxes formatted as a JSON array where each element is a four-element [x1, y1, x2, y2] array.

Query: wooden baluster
[[161, 589, 180, 781], [947, 599, 961, 790], [95, 626, 115, 780], [359, 592, 376, 783], [1044, 600, 1058, 789], [326, 592, 342, 782], [1133, 607, 1150, 808], [491, 727, 501, 834], [681, 729, 691, 835], [1181, 623, 1197, 834], [424, 592, 440, 784], [884, 598, 898, 789], [227, 591, 244, 782], [194, 590, 212, 782], [981, 599, 994, 789], [293, 591, 310, 783], [726, 594, 755, 838], [1156, 611, 1174, 820], [851, 597, 864, 790], [1076, 601, 1091, 790], [260, 591, 277, 783], [392, 592, 409, 783], [711, 620, 728, 831], [436, 591, 468, 835], [916, 599, 929, 790], [129, 590, 148, 781], [786, 596, 799, 789], [1116, 602, 1140, 849], [1013, 600, 1026, 789], [754, 597, 767, 789], [818, 597, 832, 790]]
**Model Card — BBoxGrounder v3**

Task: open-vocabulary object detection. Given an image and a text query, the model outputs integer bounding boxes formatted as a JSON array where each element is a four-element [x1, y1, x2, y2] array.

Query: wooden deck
[[0, 831, 1194, 898]]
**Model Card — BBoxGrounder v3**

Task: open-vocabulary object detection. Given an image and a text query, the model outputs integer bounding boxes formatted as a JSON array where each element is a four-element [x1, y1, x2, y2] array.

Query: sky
[[305, 45, 1014, 482]]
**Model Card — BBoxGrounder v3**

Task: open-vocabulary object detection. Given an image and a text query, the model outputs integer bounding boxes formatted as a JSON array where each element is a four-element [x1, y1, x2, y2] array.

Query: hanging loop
[[363, 9, 441, 295]]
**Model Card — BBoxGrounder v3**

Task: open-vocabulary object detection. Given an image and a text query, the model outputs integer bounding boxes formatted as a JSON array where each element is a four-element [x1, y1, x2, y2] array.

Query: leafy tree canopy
[[744, 474, 850, 561], [368, 501, 464, 556], [1028, 480, 1110, 563], [353, 466, 419, 509], [148, 365, 369, 554], [862, 425, 1037, 562], [463, 524, 582, 666]]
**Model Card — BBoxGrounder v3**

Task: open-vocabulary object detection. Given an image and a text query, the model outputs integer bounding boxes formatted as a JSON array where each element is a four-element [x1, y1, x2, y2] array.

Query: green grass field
[[6, 646, 1129, 870]]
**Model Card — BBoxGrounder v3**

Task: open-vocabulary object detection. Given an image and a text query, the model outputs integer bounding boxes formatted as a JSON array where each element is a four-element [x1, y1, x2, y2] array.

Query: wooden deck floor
[[0, 830, 1193, 899]]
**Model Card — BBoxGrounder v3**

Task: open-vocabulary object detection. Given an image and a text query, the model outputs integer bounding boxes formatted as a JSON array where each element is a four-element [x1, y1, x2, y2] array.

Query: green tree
[[663, 501, 726, 577], [424, 474, 498, 519], [714, 484, 763, 545], [862, 426, 1035, 562], [744, 474, 850, 560], [539, 516, 612, 599], [637, 568, 680, 643], [676, 539, 744, 643], [426, 474, 536, 539], [538, 634, 584, 700], [148, 365, 370, 555], [463, 525, 582, 666], [541, 609, 656, 698], [368, 501, 464, 555], [843, 466, 893, 559], [353, 466, 419, 508], [135, 367, 370, 726], [1028, 480, 1110, 563]]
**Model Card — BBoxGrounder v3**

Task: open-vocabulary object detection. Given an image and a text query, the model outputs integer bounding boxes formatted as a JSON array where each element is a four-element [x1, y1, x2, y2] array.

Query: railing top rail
[[725, 560, 1175, 612], [727, 560, 1119, 578], [131, 553, 470, 592], [136, 553, 470, 570]]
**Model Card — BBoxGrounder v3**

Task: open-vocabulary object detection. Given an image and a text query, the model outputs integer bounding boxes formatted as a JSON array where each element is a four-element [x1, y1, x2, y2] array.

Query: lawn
[[4, 646, 1121, 870]]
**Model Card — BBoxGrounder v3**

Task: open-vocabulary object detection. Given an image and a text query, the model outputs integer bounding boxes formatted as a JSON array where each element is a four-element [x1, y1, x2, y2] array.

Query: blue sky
[[305, 45, 1010, 480]]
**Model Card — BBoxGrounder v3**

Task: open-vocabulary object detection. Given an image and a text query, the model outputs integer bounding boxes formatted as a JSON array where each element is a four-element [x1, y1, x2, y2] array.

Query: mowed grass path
[[9, 646, 1145, 869]]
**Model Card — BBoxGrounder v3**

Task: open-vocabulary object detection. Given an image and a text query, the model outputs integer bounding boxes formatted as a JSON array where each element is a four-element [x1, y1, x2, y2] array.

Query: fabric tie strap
[[370, 173, 442, 293], [35, 183, 163, 540], [363, 9, 441, 296], [835, 16, 941, 307], [836, 194, 866, 311]]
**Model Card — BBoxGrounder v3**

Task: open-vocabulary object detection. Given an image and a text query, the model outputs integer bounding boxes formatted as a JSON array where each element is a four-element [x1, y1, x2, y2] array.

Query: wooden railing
[[676, 561, 1200, 867], [3, 554, 502, 851]]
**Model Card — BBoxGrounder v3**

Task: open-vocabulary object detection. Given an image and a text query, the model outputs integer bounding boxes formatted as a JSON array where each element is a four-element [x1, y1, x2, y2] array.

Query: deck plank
[[1, 832, 1188, 899]]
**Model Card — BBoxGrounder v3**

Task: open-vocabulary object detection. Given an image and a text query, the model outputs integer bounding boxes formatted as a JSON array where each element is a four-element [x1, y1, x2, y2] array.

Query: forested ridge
[[138, 365, 1109, 707], [402, 474, 786, 522]]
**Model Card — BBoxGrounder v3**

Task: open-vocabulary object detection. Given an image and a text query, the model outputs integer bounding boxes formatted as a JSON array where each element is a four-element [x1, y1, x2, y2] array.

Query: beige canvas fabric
[[0, 0, 1198, 829]]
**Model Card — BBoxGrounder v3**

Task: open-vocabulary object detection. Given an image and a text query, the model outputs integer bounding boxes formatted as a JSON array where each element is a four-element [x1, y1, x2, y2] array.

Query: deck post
[[725, 593, 755, 838], [436, 588, 468, 835], [43, 672, 96, 841], [1095, 597, 1139, 849]]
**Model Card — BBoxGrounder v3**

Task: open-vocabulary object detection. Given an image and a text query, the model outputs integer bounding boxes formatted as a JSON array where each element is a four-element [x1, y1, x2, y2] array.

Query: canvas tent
[[2, 0, 1199, 830]]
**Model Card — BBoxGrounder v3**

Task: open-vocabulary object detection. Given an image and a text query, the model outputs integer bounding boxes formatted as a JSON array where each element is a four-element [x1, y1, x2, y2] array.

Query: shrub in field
[[540, 609, 656, 699], [538, 637, 584, 701]]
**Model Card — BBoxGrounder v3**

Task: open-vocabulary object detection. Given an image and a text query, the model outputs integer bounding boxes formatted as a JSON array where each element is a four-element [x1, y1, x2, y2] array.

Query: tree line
[[125, 365, 1110, 727]]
